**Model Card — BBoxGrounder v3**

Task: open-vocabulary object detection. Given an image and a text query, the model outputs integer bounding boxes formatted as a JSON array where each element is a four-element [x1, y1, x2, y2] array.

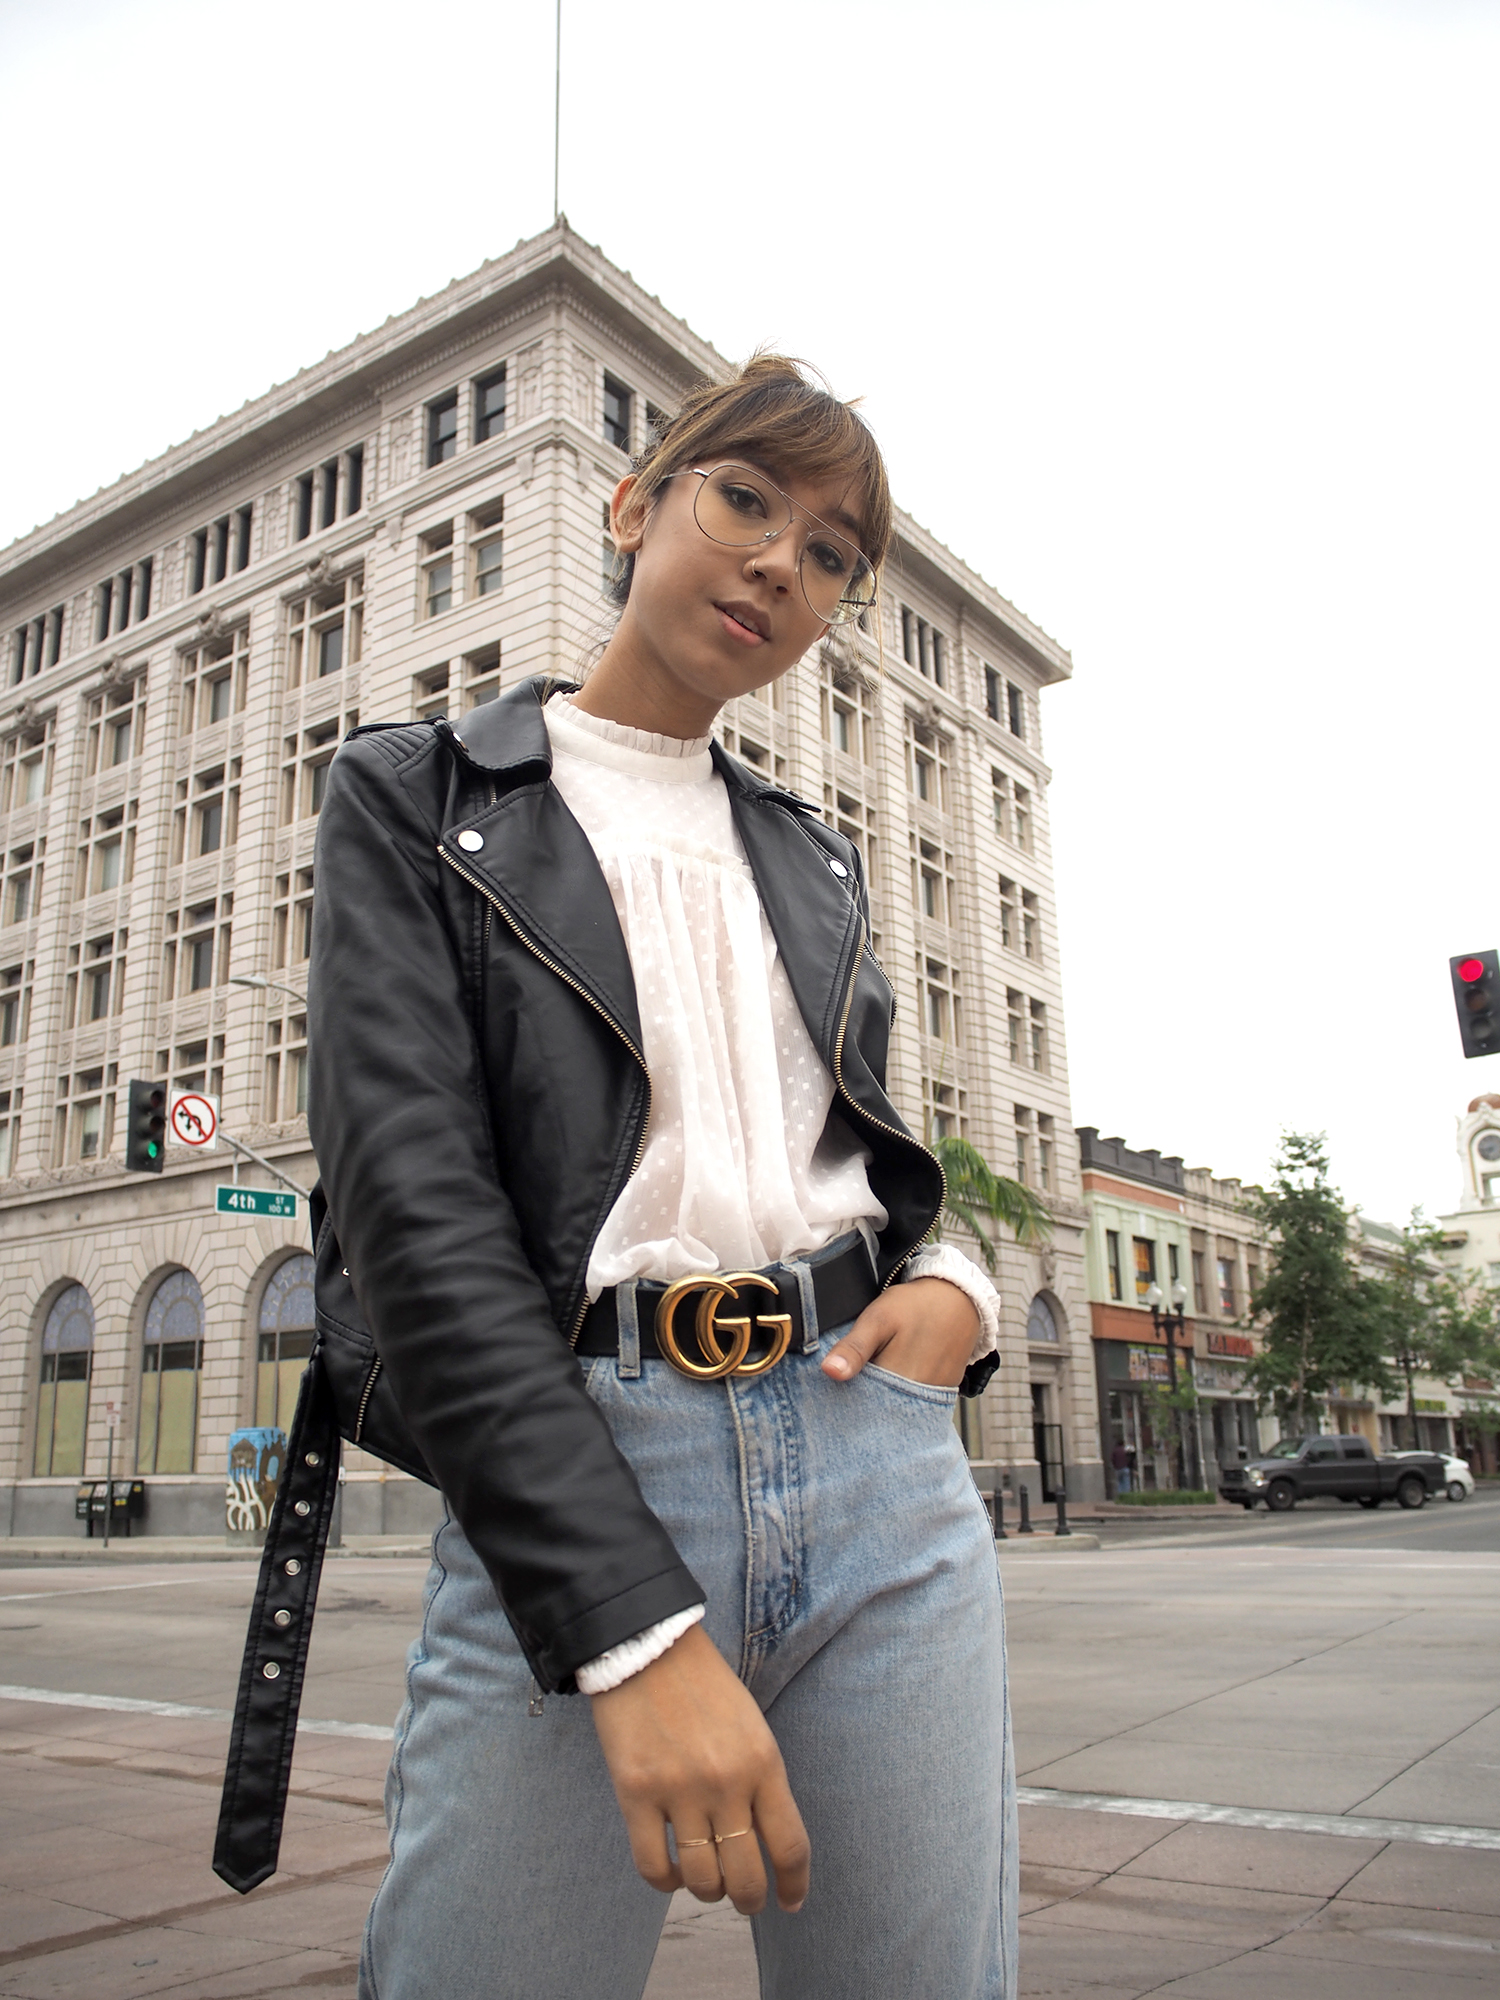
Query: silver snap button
[[285, 1558, 302, 1576], [305, 1452, 320, 1468], [828, 859, 849, 878], [293, 1500, 311, 1517], [273, 1609, 292, 1628], [262, 1662, 281, 1680], [456, 829, 485, 852]]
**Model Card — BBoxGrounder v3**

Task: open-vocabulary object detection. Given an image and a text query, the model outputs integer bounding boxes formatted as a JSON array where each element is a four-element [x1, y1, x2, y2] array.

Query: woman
[[223, 356, 1016, 1998]]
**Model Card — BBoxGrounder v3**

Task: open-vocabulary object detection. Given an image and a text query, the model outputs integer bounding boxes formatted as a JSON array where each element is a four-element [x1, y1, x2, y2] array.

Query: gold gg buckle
[[654, 1272, 795, 1381]]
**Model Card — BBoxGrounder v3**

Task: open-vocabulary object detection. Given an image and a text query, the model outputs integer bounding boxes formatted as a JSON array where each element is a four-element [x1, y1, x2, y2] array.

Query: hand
[[820, 1277, 978, 1389], [588, 1623, 810, 1915]]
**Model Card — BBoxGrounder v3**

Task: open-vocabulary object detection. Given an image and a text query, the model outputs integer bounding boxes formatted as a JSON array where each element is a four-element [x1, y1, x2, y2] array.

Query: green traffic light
[[146, 1142, 159, 1158]]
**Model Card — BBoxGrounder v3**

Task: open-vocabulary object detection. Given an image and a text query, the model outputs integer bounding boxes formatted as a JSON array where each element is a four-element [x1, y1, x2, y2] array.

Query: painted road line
[[0, 1682, 392, 1741], [1017, 1785, 1500, 1852], [0, 1579, 227, 1603]]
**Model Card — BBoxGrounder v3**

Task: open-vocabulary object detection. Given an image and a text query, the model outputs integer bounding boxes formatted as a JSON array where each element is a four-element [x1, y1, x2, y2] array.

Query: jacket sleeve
[[307, 728, 704, 1691]]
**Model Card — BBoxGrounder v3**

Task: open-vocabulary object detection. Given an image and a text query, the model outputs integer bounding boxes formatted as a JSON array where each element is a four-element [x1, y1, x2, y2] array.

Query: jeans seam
[[362, 1511, 453, 2000]]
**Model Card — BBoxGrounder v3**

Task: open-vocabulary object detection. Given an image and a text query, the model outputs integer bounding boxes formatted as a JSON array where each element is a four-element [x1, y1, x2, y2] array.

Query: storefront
[[1194, 1330, 1263, 1473], [1093, 1335, 1185, 1493]]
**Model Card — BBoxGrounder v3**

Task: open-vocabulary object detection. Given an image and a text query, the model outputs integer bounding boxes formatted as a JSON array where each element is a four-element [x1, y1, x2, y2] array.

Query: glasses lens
[[694, 466, 790, 548], [693, 464, 876, 626]]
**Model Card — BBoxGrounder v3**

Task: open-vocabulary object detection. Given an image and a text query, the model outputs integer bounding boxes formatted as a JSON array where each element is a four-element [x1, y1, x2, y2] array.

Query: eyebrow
[[739, 457, 865, 545]]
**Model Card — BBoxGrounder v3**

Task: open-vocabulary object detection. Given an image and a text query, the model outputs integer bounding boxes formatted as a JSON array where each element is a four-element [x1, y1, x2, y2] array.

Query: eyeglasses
[[673, 464, 877, 626]]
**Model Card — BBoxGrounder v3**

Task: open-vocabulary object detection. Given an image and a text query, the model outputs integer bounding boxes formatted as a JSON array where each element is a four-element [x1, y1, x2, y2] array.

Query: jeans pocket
[[861, 1359, 962, 1409]]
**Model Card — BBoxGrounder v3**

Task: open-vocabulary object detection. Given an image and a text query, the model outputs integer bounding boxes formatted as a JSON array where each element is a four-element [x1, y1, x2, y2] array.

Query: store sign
[[1128, 1346, 1171, 1383], [1413, 1397, 1448, 1415], [1207, 1331, 1254, 1360]]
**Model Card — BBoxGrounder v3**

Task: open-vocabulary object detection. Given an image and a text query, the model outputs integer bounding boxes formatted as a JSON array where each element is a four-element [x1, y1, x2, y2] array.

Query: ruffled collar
[[544, 692, 715, 785]]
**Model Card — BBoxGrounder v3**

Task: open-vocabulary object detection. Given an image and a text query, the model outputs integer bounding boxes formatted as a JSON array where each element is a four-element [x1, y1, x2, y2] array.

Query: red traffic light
[[1458, 957, 1486, 984]]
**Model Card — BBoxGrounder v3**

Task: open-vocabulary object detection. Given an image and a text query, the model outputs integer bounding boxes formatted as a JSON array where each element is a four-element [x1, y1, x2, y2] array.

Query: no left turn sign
[[169, 1090, 220, 1151]]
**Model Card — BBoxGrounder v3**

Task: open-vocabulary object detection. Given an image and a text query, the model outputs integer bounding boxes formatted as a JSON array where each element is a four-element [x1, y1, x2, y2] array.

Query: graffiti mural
[[226, 1426, 286, 1534]]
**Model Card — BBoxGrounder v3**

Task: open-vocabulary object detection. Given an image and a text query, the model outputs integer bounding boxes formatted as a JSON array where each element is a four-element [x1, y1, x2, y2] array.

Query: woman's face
[[610, 458, 866, 716]]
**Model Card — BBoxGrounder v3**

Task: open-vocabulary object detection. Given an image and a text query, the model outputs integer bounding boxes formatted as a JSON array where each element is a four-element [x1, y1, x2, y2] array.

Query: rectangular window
[[901, 605, 916, 666], [1106, 1230, 1123, 1301], [427, 392, 459, 467], [1134, 1237, 1157, 1300], [474, 366, 507, 442], [319, 459, 339, 531], [1014, 1106, 1032, 1185], [914, 752, 933, 801], [344, 445, 364, 516], [1008, 682, 1025, 738], [991, 768, 1009, 834], [1007, 988, 1024, 1065], [286, 572, 362, 690], [1, 963, 32, 1047], [1218, 1256, 1236, 1315], [474, 534, 503, 597], [1037, 1113, 1053, 1192], [295, 473, 314, 542], [1029, 998, 1048, 1073], [1014, 785, 1033, 851], [602, 374, 632, 452], [920, 868, 938, 919], [179, 628, 247, 734], [984, 666, 1000, 721], [187, 932, 215, 991], [1021, 890, 1040, 961], [1192, 1249, 1206, 1314], [999, 876, 1016, 949], [1168, 1243, 1180, 1285], [422, 522, 455, 618]]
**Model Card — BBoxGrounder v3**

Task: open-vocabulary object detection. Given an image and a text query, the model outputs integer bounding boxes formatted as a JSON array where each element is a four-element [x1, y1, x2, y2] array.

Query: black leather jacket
[[305, 673, 944, 1692]]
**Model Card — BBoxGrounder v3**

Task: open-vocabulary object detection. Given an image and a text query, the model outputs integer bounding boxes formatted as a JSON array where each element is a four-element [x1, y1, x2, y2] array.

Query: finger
[[820, 1300, 894, 1382], [672, 1823, 728, 1905], [622, 1806, 682, 1896], [753, 1774, 812, 1913], [713, 1821, 770, 1917]]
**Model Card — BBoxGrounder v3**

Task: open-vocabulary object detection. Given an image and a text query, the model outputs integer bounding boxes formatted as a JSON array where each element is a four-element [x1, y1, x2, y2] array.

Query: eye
[[720, 479, 770, 520], [806, 537, 854, 580]]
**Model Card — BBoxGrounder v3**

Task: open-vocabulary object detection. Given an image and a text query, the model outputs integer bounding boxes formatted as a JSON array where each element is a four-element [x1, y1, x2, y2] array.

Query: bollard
[[1054, 1485, 1072, 1537], [992, 1484, 1007, 1540], [1018, 1483, 1034, 1534]]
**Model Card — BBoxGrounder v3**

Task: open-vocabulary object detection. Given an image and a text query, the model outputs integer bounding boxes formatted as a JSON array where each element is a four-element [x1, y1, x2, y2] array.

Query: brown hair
[[607, 352, 892, 612]]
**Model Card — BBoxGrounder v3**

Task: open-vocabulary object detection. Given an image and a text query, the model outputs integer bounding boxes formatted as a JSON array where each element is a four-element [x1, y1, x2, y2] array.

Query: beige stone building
[[0, 222, 1102, 1538]]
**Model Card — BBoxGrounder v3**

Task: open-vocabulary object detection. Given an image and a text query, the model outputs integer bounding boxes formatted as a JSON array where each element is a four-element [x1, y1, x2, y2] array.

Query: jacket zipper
[[439, 844, 653, 1343], [353, 1358, 382, 1443], [831, 912, 945, 1292]]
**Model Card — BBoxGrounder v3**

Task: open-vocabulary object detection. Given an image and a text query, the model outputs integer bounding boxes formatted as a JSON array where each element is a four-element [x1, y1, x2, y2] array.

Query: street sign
[[216, 1186, 299, 1219], [169, 1090, 219, 1150]]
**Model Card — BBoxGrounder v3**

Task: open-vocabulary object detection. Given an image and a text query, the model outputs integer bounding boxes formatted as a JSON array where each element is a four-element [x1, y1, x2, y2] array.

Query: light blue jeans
[[360, 1259, 1016, 1999]]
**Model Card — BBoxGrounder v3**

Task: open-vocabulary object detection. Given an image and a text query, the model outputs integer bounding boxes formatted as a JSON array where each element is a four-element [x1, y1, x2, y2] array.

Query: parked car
[[1219, 1435, 1449, 1512], [1390, 1449, 1474, 1502]]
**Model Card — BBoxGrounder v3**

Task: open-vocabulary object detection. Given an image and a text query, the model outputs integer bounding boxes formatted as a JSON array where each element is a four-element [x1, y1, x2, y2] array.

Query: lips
[[715, 600, 769, 642]]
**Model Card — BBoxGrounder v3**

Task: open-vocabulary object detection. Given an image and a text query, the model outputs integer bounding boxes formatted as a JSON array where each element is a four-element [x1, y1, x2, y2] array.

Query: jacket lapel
[[718, 748, 862, 1065], [437, 682, 645, 1056]]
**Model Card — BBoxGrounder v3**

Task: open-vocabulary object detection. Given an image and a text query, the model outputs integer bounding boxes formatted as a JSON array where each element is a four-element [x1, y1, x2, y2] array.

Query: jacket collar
[[439, 676, 861, 1066]]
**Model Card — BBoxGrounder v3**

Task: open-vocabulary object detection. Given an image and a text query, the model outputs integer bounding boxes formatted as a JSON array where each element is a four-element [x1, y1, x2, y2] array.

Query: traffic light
[[124, 1080, 166, 1172], [1450, 952, 1500, 1060]]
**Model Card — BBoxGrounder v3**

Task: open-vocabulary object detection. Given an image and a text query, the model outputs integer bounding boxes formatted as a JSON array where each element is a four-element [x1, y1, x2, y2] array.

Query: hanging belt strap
[[213, 1351, 343, 1894]]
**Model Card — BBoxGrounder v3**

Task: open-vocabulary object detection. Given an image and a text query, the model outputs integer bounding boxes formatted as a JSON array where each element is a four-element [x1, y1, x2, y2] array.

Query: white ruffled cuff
[[575, 1603, 707, 1695], [902, 1243, 1001, 1363]]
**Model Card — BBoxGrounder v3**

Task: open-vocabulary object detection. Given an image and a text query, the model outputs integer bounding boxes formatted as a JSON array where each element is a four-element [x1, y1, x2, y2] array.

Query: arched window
[[257, 1254, 315, 1432], [1027, 1294, 1060, 1344], [139, 1270, 204, 1473], [34, 1285, 94, 1476]]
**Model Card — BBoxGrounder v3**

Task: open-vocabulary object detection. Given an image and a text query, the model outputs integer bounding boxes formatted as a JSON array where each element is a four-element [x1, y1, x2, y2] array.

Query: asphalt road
[[1, 1500, 1497, 1996]]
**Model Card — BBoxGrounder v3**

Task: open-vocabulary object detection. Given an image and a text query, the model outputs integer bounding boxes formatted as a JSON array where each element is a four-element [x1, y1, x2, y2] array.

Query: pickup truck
[[1219, 1434, 1449, 1512]]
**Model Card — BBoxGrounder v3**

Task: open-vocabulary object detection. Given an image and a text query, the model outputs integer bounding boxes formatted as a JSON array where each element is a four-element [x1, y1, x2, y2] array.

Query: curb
[[0, 1535, 432, 1564], [995, 1532, 1101, 1552]]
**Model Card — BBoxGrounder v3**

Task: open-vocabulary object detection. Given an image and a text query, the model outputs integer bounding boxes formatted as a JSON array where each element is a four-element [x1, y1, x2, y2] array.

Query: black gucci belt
[[575, 1238, 877, 1380]]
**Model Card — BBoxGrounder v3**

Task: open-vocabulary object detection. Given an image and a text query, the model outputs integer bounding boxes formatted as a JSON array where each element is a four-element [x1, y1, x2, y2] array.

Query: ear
[[610, 475, 648, 554]]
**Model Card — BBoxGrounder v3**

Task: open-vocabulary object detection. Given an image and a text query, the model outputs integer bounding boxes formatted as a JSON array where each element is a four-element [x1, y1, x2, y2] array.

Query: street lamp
[[230, 973, 307, 1007], [1145, 1279, 1190, 1489]]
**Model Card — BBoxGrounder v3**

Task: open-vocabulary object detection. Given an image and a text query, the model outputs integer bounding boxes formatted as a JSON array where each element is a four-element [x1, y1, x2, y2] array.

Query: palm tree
[[931, 1133, 1051, 1272]]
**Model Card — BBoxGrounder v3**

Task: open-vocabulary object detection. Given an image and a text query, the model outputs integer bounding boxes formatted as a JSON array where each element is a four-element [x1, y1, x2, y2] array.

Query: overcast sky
[[2, 0, 1496, 1226]]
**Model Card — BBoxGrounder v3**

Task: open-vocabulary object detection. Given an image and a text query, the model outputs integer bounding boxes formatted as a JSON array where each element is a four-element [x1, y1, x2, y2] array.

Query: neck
[[571, 630, 723, 741]]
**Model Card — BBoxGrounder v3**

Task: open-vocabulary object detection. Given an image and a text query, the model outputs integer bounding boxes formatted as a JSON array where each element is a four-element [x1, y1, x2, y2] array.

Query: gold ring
[[714, 1826, 754, 1842], [676, 1835, 716, 1848]]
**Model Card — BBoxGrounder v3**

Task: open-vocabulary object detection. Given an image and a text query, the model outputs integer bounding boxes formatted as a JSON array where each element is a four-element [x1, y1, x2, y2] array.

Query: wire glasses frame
[[673, 464, 878, 627]]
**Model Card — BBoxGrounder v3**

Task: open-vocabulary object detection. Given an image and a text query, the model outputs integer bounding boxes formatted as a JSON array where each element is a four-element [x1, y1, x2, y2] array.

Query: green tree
[[930, 1134, 1051, 1272], [1243, 1133, 1395, 1433], [1369, 1214, 1500, 1444]]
